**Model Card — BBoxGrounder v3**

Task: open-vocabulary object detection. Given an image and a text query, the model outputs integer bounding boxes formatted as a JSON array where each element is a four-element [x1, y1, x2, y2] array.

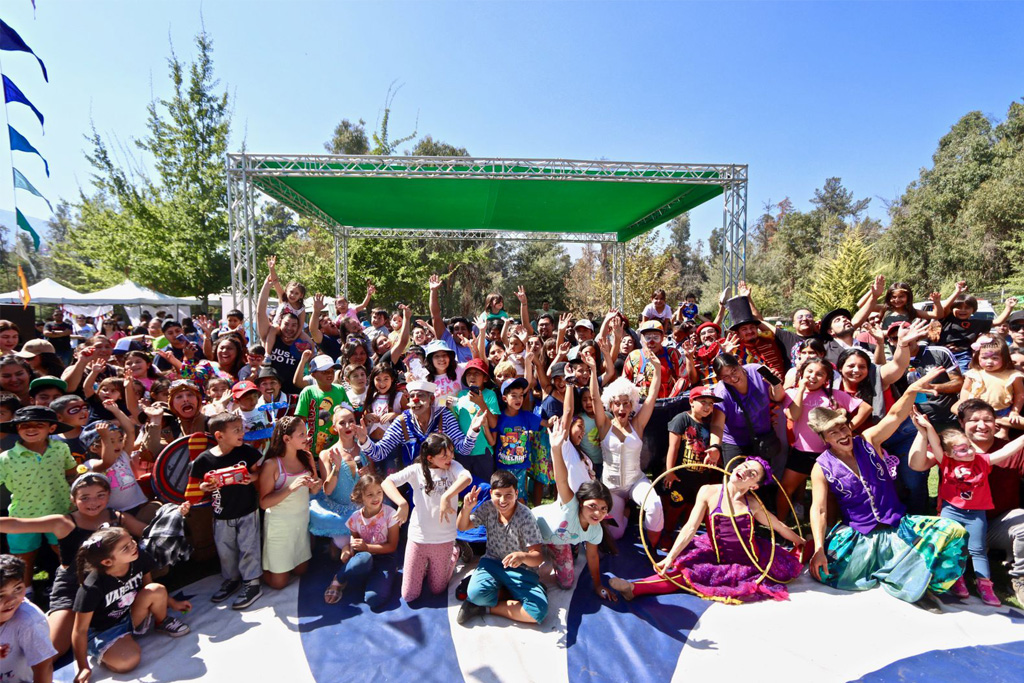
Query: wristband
[[706, 444, 721, 451]]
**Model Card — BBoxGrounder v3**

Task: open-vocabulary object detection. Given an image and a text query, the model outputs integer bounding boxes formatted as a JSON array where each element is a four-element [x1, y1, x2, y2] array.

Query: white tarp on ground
[[0, 277, 83, 304], [50, 560, 1024, 683]]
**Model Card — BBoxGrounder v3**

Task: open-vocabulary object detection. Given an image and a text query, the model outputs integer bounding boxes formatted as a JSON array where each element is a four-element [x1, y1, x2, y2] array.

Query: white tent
[[0, 277, 83, 305], [75, 279, 200, 306], [70, 280, 200, 324]]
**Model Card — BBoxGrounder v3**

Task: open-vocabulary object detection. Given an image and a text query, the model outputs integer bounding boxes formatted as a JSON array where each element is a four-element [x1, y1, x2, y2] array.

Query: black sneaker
[[232, 581, 263, 610], [211, 579, 242, 603], [456, 599, 486, 626], [455, 574, 472, 601], [155, 617, 191, 637]]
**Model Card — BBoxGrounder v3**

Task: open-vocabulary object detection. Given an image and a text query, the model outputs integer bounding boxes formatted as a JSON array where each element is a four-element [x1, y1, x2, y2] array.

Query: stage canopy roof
[[74, 279, 200, 306], [248, 157, 731, 243]]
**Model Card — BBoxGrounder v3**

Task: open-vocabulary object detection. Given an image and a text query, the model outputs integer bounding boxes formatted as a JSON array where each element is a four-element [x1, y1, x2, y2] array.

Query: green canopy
[[251, 159, 727, 242]]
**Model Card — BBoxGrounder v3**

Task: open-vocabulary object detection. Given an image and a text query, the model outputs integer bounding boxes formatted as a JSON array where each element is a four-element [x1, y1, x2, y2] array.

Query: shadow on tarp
[[297, 551, 465, 683], [858, 639, 1024, 682], [565, 528, 713, 683]]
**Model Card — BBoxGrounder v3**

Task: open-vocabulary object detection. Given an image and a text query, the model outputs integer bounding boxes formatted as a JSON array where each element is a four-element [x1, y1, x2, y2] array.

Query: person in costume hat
[[0, 406, 78, 587], [725, 292, 787, 381], [355, 355, 486, 467]]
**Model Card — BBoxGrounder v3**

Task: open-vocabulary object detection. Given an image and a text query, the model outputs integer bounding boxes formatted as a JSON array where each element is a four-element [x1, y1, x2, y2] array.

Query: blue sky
[[0, 0, 1022, 248]]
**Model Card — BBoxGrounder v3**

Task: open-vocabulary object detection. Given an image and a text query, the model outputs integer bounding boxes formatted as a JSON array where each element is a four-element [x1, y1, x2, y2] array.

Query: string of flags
[[0, 14, 49, 263]]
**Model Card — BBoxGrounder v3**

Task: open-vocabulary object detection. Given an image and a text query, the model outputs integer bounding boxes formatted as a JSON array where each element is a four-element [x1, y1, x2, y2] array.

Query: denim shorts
[[88, 614, 152, 659]]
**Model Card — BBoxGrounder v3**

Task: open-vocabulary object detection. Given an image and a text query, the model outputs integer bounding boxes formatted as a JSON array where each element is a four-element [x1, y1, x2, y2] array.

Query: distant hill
[[0, 209, 50, 243]]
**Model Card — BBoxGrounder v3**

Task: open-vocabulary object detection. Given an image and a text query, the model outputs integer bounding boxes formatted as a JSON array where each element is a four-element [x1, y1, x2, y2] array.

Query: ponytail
[[418, 433, 454, 495], [75, 527, 126, 583]]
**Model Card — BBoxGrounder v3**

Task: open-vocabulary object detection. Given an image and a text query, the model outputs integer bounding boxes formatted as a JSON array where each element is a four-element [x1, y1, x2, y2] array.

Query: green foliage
[[409, 136, 468, 157], [807, 227, 875, 315], [52, 31, 231, 302], [325, 119, 369, 155]]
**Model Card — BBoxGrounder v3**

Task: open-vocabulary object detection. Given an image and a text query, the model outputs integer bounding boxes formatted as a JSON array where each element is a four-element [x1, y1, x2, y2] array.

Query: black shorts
[[47, 565, 78, 613], [785, 448, 821, 476]]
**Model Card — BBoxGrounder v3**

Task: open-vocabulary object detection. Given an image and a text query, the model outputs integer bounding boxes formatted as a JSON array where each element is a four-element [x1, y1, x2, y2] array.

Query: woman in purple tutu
[[610, 457, 805, 603]]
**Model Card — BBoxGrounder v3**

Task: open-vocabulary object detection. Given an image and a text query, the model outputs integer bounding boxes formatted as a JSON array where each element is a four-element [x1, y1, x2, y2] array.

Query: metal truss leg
[[333, 230, 341, 298], [228, 159, 258, 325], [721, 176, 748, 294], [341, 229, 349, 298]]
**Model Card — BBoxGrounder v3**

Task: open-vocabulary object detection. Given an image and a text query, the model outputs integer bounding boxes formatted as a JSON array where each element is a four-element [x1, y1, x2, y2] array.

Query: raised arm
[[293, 349, 313, 392], [879, 319, 929, 388], [388, 304, 412, 365], [309, 294, 326, 345], [516, 286, 534, 335], [908, 412, 941, 471], [548, 419, 574, 505], [428, 274, 446, 340], [354, 283, 375, 314], [852, 275, 885, 330], [257, 273, 274, 344], [864, 367, 945, 448], [993, 297, 1019, 326], [937, 281, 969, 319], [61, 348, 92, 390], [989, 432, 1024, 467]]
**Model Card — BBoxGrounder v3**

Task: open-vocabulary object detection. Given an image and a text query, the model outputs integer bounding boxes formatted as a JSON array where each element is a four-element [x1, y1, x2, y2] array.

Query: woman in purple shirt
[[807, 367, 968, 607], [708, 354, 785, 470]]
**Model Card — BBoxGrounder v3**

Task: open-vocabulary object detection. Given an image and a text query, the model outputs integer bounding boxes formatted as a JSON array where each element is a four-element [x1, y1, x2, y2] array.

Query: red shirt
[[938, 453, 993, 510], [988, 441, 1024, 518]]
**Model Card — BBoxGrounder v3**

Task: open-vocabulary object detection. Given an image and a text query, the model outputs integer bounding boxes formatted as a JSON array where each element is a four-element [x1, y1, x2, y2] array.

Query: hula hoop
[[637, 457, 804, 602]]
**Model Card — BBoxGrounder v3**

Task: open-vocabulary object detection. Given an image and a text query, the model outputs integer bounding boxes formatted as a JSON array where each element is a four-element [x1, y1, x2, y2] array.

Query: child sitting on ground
[[456, 469, 548, 626], [533, 420, 615, 598], [0, 406, 79, 590], [0, 554, 57, 683], [186, 411, 265, 610], [323, 473, 401, 609], [72, 527, 191, 681]]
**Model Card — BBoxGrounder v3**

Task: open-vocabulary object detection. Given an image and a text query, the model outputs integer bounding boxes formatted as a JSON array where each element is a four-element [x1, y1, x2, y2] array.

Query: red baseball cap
[[231, 380, 260, 400], [689, 385, 722, 403]]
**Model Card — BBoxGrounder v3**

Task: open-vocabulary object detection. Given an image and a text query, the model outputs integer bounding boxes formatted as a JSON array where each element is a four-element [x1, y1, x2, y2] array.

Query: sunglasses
[[1009, 323, 1024, 332]]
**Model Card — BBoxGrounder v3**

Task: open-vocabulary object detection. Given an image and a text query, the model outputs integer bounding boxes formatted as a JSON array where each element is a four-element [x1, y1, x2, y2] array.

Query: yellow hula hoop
[[638, 458, 803, 600]]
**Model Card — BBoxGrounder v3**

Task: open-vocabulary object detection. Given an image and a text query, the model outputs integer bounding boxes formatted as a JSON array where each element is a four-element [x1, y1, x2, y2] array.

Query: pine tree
[[808, 227, 875, 314]]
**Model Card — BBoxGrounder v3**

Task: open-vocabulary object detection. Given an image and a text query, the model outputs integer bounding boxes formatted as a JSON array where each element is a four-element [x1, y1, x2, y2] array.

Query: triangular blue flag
[[0, 19, 48, 82], [2, 75, 43, 129], [16, 208, 39, 251], [9, 126, 48, 176], [12, 167, 52, 213]]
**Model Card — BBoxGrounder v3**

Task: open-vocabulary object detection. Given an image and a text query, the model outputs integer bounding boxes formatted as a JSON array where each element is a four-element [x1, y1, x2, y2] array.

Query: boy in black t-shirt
[[660, 385, 722, 544], [185, 412, 264, 610]]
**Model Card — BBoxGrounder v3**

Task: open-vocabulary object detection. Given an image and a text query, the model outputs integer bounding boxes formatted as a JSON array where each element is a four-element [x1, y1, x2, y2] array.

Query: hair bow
[[971, 335, 995, 351]]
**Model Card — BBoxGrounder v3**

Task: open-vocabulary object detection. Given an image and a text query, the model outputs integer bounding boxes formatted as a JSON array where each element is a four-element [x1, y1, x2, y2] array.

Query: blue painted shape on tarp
[[565, 530, 712, 683], [297, 548, 465, 683]]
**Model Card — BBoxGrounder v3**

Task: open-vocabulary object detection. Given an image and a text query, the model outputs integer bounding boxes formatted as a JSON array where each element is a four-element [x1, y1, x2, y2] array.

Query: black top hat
[[726, 296, 759, 331], [820, 308, 854, 337], [0, 405, 74, 434]]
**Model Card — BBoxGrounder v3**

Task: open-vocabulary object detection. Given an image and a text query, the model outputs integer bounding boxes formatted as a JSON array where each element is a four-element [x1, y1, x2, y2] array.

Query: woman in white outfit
[[595, 358, 663, 544]]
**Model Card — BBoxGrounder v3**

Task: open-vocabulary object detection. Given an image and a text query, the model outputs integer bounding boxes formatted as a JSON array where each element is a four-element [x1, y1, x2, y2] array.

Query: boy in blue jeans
[[456, 469, 547, 626]]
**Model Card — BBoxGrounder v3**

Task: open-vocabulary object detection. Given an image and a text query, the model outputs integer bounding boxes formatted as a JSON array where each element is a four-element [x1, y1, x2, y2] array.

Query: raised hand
[[300, 348, 314, 362], [910, 407, 932, 431], [312, 293, 325, 314], [516, 285, 528, 303], [558, 313, 572, 332], [871, 274, 886, 298], [429, 273, 443, 291], [549, 417, 567, 449], [955, 280, 968, 296], [1005, 296, 1019, 311], [462, 485, 481, 510], [736, 280, 751, 298], [193, 314, 214, 334], [898, 318, 930, 345], [863, 321, 885, 343]]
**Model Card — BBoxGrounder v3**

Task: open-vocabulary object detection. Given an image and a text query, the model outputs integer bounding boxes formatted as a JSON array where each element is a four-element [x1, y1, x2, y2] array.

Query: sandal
[[324, 579, 345, 605]]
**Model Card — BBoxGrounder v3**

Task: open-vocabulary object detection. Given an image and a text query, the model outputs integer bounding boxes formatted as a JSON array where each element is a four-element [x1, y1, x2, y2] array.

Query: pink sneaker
[[949, 576, 970, 599], [976, 578, 1001, 606]]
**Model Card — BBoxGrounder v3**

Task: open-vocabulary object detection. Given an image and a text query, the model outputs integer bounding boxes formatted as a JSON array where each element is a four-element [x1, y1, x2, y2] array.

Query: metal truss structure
[[227, 154, 747, 322]]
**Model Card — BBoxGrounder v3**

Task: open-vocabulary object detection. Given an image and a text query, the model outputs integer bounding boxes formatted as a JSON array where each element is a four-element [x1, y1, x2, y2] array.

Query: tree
[[409, 135, 468, 157], [807, 227, 875, 315], [325, 119, 369, 155], [52, 31, 232, 304]]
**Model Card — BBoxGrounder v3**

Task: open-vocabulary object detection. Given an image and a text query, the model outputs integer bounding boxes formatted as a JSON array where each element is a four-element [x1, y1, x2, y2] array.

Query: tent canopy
[[251, 157, 730, 242], [0, 277, 83, 304], [73, 279, 199, 306]]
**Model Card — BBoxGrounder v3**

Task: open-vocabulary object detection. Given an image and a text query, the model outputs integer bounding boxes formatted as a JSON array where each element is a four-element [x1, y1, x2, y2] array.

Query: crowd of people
[[1, 263, 1023, 682]]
